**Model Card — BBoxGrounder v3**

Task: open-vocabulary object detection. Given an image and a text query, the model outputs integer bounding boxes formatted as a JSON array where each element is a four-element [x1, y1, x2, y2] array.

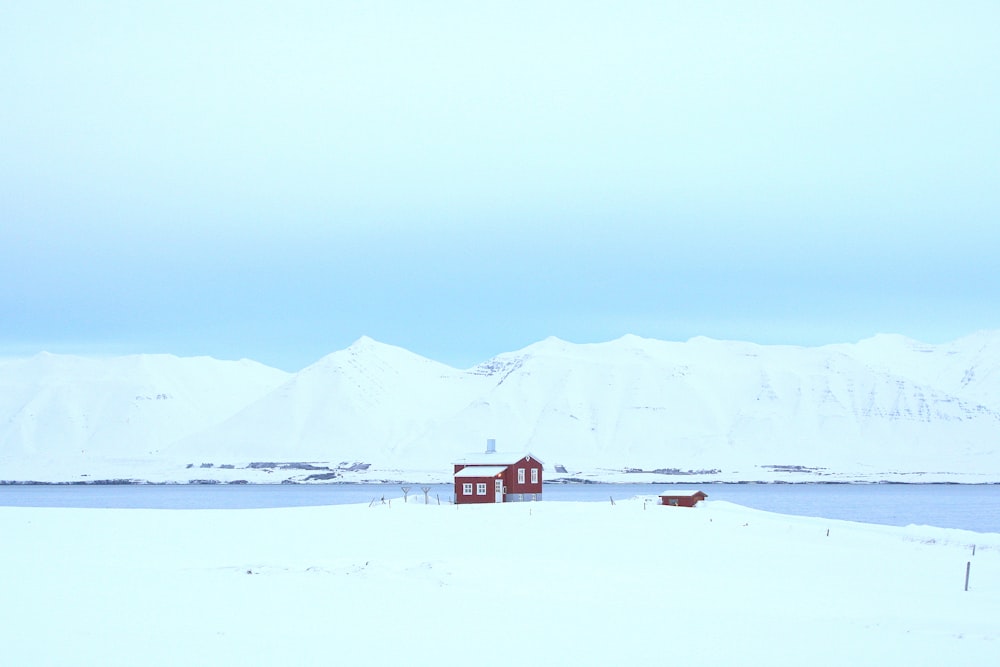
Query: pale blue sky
[[2, 1, 998, 370]]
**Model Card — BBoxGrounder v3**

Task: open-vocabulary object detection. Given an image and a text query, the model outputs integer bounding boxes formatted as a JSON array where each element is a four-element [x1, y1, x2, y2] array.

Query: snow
[[453, 465, 507, 477], [3, 331, 1000, 483], [2, 497, 997, 665], [0, 352, 289, 460]]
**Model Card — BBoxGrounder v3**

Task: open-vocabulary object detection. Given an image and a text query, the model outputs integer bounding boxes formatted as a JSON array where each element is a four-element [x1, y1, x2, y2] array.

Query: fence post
[[965, 561, 971, 591]]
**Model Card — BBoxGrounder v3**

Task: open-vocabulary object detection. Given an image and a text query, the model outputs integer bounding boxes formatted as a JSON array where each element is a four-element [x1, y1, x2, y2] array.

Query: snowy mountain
[[168, 336, 493, 464], [414, 334, 1000, 477], [0, 352, 289, 479], [2, 332, 999, 482]]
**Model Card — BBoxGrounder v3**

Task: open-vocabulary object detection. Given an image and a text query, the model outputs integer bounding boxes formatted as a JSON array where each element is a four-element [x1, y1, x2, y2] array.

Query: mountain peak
[[538, 335, 569, 347], [344, 336, 426, 359], [301, 336, 461, 377], [348, 335, 378, 348]]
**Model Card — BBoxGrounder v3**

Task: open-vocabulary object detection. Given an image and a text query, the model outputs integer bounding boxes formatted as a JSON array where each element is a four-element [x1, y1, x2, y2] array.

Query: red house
[[453, 439, 543, 504], [658, 489, 708, 507]]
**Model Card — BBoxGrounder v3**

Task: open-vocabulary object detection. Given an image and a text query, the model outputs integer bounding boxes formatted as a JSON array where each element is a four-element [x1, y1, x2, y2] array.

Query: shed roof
[[454, 465, 509, 478], [658, 490, 708, 497]]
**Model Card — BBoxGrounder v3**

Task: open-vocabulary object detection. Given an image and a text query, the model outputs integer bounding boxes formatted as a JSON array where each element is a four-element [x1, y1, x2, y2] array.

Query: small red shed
[[658, 489, 708, 507], [453, 440, 543, 504]]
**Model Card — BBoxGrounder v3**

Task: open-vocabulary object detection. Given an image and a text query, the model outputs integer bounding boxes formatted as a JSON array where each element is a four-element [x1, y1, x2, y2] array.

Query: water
[[594, 483, 1000, 533], [0, 483, 422, 510], [1, 482, 997, 533]]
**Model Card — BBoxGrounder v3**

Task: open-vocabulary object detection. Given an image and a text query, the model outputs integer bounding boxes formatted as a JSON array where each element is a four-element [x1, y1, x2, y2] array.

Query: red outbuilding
[[453, 439, 543, 504], [658, 489, 708, 507]]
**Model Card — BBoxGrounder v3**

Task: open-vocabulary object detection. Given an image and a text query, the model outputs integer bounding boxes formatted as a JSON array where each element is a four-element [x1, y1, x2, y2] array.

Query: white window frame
[[476, 483, 487, 496], [462, 483, 473, 495], [517, 468, 525, 484], [531, 468, 538, 484]]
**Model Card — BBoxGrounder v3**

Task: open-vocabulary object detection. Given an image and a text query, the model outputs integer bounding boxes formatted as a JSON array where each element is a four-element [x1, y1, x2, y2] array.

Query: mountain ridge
[[2, 332, 999, 482]]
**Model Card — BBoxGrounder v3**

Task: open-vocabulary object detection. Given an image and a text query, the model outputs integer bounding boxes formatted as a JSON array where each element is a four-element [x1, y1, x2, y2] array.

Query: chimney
[[486, 438, 496, 454]]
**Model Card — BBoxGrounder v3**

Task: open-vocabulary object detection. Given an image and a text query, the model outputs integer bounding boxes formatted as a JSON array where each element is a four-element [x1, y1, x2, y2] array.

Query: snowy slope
[[408, 334, 1000, 475], [3, 332, 1000, 482], [834, 330, 1000, 408], [2, 498, 998, 665], [167, 337, 493, 464], [0, 352, 289, 477]]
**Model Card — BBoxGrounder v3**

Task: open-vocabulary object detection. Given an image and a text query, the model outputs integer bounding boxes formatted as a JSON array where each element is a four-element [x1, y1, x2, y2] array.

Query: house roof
[[454, 465, 509, 478], [453, 452, 544, 466], [658, 490, 708, 497]]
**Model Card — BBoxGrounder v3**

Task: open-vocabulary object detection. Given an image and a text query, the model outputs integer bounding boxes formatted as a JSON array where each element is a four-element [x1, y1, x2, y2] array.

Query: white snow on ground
[[2, 497, 997, 666]]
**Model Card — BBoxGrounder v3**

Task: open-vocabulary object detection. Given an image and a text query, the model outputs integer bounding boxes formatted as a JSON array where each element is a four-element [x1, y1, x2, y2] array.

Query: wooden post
[[421, 486, 431, 504], [401, 486, 410, 502], [965, 561, 971, 591], [972, 544, 976, 556], [609, 496, 615, 506]]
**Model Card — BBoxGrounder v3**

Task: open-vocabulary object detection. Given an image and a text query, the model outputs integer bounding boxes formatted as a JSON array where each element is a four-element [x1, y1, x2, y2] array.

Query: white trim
[[462, 483, 473, 495], [476, 483, 487, 496], [517, 468, 525, 484], [531, 468, 538, 484]]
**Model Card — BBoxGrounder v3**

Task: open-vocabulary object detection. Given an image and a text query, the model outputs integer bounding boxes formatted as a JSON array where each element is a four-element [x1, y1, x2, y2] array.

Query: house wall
[[659, 494, 706, 507], [501, 457, 543, 500], [454, 473, 502, 504]]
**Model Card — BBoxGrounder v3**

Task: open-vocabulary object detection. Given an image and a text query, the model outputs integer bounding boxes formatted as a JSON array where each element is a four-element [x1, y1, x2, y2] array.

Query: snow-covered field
[[3, 497, 997, 665]]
